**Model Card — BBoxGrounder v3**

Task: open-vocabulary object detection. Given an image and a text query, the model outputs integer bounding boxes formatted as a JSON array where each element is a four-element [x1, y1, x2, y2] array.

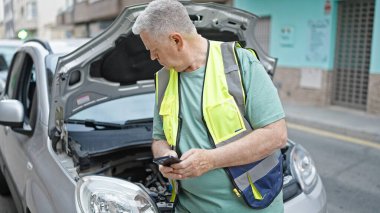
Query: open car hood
[[48, 1, 278, 139]]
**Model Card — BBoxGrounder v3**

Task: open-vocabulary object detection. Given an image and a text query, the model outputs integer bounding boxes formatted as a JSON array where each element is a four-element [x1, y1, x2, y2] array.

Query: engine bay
[[63, 129, 174, 212]]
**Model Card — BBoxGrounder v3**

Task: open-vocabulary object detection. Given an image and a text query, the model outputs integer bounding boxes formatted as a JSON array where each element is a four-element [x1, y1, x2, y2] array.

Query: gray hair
[[132, 0, 197, 38]]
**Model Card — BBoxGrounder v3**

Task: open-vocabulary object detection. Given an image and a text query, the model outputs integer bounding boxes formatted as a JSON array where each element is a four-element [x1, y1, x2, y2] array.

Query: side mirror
[[0, 99, 24, 127]]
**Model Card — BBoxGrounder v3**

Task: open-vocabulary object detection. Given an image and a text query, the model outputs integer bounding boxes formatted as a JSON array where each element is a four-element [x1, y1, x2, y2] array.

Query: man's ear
[[169, 33, 184, 51]]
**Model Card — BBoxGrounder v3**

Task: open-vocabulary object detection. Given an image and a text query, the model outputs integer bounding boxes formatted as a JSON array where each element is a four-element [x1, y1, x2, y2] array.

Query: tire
[[0, 169, 10, 195]]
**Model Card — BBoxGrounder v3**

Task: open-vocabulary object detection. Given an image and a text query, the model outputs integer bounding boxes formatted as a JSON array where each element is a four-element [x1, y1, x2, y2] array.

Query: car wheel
[[0, 169, 10, 195]]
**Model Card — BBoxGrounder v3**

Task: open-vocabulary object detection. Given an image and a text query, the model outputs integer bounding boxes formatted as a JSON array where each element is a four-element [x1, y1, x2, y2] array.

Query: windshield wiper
[[124, 118, 153, 131], [67, 119, 123, 130], [67, 118, 153, 130], [124, 118, 153, 125]]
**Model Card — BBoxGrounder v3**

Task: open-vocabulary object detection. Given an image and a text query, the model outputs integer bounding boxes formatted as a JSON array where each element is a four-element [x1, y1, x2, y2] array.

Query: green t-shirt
[[153, 47, 285, 213]]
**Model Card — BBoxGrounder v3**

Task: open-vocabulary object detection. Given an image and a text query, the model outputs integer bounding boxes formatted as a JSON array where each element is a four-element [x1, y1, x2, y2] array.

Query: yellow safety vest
[[156, 41, 250, 147], [155, 40, 282, 209]]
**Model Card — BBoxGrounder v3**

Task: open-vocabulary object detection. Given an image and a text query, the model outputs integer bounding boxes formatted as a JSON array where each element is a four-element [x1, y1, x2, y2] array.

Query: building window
[[65, 0, 74, 9], [26, 1, 37, 20], [20, 6, 24, 19]]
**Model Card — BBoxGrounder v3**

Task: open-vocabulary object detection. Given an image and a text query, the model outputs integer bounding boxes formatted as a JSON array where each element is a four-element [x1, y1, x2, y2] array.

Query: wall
[[234, 0, 337, 106], [37, 0, 65, 39], [235, 0, 380, 114], [235, 0, 380, 73], [234, 0, 335, 70]]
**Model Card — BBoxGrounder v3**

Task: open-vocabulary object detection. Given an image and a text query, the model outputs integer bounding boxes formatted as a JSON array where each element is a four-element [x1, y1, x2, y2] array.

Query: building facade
[[234, 0, 380, 114], [0, 0, 4, 37], [3, 0, 15, 38], [56, 0, 231, 38], [3, 0, 65, 39]]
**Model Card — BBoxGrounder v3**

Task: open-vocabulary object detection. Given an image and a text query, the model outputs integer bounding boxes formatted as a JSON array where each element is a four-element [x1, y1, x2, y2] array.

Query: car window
[[6, 52, 25, 98], [0, 46, 19, 68], [70, 93, 155, 124], [6, 52, 38, 133]]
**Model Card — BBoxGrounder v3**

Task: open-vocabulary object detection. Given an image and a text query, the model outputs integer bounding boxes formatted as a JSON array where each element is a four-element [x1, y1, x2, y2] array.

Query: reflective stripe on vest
[[156, 68, 179, 147], [155, 41, 283, 209]]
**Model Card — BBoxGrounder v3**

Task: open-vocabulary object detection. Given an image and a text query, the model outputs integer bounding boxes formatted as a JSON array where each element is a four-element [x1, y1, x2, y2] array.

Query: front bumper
[[284, 176, 327, 213]]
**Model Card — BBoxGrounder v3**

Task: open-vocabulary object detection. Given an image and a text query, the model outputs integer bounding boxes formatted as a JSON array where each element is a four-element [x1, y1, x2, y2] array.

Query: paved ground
[[284, 101, 380, 212], [289, 127, 380, 213], [284, 102, 380, 142]]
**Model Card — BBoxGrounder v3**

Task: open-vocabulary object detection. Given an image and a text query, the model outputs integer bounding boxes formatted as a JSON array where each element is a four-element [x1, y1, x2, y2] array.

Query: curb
[[286, 116, 380, 143]]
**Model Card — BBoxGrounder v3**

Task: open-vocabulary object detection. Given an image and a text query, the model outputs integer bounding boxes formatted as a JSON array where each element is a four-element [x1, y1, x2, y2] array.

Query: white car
[[0, 2, 326, 213]]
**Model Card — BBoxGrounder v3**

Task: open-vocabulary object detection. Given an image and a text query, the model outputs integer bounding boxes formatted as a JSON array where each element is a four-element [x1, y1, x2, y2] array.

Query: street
[[1, 126, 380, 213], [289, 127, 380, 213]]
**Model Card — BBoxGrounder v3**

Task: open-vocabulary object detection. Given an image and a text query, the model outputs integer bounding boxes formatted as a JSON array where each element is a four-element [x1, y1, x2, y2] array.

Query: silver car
[[0, 2, 326, 213]]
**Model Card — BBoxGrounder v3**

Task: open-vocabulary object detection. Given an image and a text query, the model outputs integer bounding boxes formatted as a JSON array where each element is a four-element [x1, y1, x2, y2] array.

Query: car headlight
[[290, 144, 318, 194], [75, 176, 158, 213]]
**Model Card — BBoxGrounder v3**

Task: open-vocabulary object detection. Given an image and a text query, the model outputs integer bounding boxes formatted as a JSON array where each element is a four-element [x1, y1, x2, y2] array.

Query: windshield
[[69, 93, 155, 124]]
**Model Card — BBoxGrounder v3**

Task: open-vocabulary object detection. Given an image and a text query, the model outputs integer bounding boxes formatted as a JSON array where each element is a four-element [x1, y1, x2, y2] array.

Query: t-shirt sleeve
[[152, 101, 167, 140], [236, 48, 285, 129]]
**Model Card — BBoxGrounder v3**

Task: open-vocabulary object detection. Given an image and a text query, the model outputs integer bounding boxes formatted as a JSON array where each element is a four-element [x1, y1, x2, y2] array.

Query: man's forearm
[[209, 119, 287, 169], [152, 139, 172, 158]]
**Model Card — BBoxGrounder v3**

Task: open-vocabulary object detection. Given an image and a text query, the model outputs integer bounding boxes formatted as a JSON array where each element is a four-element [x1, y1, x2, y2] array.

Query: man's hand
[[157, 150, 182, 179], [152, 140, 182, 179], [171, 149, 214, 179], [153, 119, 286, 180]]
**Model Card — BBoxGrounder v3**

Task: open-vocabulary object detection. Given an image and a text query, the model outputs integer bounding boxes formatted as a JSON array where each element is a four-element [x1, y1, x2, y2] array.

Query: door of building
[[332, 0, 375, 110]]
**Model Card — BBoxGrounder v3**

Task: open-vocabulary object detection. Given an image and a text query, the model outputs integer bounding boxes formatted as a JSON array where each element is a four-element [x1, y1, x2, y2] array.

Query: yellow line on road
[[287, 122, 380, 150]]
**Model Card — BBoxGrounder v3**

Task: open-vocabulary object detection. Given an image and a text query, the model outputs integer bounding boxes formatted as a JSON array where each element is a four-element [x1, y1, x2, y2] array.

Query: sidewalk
[[283, 102, 380, 143]]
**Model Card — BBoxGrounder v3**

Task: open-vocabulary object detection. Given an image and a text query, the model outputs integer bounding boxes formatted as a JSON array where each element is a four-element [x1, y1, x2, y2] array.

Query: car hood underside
[[48, 2, 277, 139]]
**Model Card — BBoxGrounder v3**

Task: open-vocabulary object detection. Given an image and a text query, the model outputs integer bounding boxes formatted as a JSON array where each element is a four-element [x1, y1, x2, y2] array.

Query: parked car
[[0, 2, 327, 213], [0, 40, 22, 93]]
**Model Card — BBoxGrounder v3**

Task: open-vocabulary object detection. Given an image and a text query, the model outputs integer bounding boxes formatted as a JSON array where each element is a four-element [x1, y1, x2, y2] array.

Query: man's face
[[140, 31, 183, 71]]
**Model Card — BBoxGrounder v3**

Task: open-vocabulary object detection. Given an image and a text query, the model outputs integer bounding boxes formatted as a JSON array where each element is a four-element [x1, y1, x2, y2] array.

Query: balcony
[[57, 10, 74, 25], [74, 0, 120, 23], [120, 0, 151, 8], [73, 1, 91, 23], [192, 0, 230, 3], [14, 18, 37, 32], [72, 0, 230, 24]]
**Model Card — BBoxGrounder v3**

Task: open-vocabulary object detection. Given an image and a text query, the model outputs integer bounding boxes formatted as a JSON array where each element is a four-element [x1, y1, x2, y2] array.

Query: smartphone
[[153, 155, 181, 167]]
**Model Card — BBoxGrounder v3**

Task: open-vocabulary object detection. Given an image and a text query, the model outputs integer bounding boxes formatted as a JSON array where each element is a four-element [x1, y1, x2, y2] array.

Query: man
[[132, 0, 287, 212]]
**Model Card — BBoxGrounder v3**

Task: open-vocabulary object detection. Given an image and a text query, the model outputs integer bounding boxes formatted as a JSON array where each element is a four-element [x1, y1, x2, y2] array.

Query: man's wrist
[[207, 149, 218, 170], [152, 139, 172, 157]]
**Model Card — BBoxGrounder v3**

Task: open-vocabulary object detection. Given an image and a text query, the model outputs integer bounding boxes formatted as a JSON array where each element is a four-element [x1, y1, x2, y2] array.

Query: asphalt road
[[1, 126, 380, 213], [289, 127, 380, 213]]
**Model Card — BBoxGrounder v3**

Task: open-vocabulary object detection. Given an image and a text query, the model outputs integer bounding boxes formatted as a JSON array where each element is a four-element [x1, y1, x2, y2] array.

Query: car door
[[0, 51, 38, 207]]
